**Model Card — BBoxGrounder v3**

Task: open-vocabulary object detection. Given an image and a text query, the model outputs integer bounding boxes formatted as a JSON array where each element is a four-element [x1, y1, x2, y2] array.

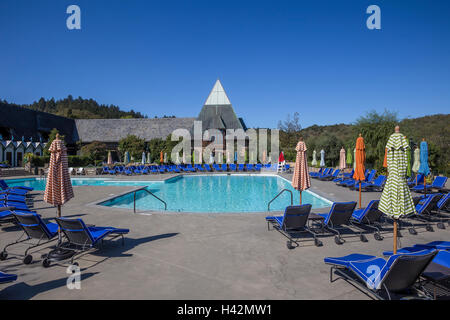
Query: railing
[[267, 189, 293, 211], [133, 186, 167, 212]]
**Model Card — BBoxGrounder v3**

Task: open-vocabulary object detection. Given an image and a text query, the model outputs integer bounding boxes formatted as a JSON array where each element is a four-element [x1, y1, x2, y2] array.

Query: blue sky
[[0, 0, 449, 129]]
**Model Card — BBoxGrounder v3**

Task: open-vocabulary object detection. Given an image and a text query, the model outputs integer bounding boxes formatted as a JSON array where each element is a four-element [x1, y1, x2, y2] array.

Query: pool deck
[[0, 173, 448, 300]]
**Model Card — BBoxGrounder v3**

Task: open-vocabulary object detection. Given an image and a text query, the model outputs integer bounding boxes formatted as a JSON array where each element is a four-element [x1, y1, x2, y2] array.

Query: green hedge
[[30, 155, 98, 167]]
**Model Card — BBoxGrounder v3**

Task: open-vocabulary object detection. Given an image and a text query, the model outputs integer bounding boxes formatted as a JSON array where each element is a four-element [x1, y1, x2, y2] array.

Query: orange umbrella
[[353, 134, 365, 208], [292, 138, 311, 204], [160, 151, 164, 164], [44, 134, 74, 239], [383, 148, 388, 168]]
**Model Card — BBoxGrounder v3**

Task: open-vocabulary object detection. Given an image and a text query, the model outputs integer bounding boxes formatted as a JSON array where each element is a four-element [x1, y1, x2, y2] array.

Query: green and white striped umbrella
[[379, 132, 415, 219]]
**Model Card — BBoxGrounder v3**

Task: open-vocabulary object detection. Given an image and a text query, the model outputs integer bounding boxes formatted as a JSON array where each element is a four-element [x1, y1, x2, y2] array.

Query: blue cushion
[[324, 253, 376, 266], [0, 271, 17, 284]]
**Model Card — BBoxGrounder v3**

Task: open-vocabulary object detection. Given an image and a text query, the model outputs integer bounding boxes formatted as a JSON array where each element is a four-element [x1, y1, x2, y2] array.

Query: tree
[[354, 110, 399, 172], [80, 141, 108, 161], [118, 135, 146, 160], [43, 128, 65, 156], [278, 112, 302, 133]]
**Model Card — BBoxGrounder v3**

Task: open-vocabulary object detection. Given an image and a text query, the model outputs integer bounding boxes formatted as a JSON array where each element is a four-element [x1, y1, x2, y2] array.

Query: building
[[0, 80, 246, 166]]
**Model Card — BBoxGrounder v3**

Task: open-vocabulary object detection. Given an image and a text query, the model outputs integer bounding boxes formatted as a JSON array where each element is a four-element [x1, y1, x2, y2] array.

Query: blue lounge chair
[[266, 204, 322, 248], [351, 200, 385, 241], [350, 170, 377, 189], [337, 169, 372, 187], [408, 174, 424, 188], [0, 180, 33, 192], [382, 245, 450, 294], [324, 249, 438, 300], [405, 193, 444, 234], [255, 164, 262, 171], [0, 200, 31, 211], [0, 211, 59, 265], [204, 164, 212, 172], [101, 166, 109, 175], [229, 164, 237, 171], [123, 167, 133, 175], [0, 206, 16, 224], [319, 169, 341, 181], [44, 217, 130, 267], [0, 271, 17, 284], [411, 176, 448, 193], [437, 193, 450, 213], [312, 201, 366, 244], [246, 164, 255, 171], [221, 164, 227, 171], [212, 164, 221, 172], [351, 175, 386, 192], [311, 168, 331, 179], [309, 167, 324, 177], [333, 169, 354, 183], [0, 194, 27, 203], [238, 164, 245, 172]]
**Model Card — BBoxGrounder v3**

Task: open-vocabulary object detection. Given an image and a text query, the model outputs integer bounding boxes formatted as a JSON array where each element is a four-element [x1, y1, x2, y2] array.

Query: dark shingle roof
[[0, 104, 78, 143], [75, 118, 196, 142]]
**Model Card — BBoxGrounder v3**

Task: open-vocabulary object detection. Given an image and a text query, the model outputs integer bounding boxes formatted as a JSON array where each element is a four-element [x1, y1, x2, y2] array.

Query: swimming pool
[[100, 175, 332, 213], [5, 175, 331, 213]]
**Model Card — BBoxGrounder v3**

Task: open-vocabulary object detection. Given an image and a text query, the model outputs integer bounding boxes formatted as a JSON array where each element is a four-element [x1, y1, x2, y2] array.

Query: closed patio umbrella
[[418, 139, 431, 194], [141, 152, 146, 164], [406, 138, 411, 178], [210, 153, 214, 164], [353, 134, 365, 209], [147, 152, 151, 164], [107, 151, 113, 165], [160, 151, 164, 164], [44, 134, 74, 241], [339, 147, 346, 170], [346, 147, 352, 168], [319, 149, 325, 167], [235, 151, 238, 163], [292, 138, 311, 204], [379, 126, 415, 254], [164, 152, 168, 164], [124, 151, 130, 165], [412, 146, 420, 184], [311, 150, 317, 167], [262, 150, 266, 164]]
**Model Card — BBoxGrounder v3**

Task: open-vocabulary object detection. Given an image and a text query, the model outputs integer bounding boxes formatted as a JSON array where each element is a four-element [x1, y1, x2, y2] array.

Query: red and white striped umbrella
[[292, 139, 311, 204], [339, 147, 346, 169], [44, 135, 74, 214]]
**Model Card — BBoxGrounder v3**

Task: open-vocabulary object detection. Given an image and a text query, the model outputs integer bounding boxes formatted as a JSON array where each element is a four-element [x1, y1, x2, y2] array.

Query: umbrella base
[[45, 247, 75, 262]]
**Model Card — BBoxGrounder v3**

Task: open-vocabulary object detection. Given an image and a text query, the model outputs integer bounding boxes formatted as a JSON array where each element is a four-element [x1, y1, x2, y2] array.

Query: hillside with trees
[[0, 96, 147, 119], [279, 111, 450, 175]]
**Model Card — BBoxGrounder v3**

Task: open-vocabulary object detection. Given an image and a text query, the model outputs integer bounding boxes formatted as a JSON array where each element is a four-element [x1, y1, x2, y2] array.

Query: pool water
[[100, 175, 332, 213], [5, 176, 331, 213]]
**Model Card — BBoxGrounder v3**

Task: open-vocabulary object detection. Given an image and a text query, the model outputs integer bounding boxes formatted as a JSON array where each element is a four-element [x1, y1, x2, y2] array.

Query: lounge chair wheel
[[374, 233, 383, 241], [409, 228, 417, 235], [42, 259, 51, 268], [334, 236, 343, 245], [437, 222, 445, 229], [0, 251, 7, 260], [314, 238, 323, 247], [360, 234, 368, 243], [286, 241, 295, 250], [23, 254, 33, 265], [425, 225, 434, 232]]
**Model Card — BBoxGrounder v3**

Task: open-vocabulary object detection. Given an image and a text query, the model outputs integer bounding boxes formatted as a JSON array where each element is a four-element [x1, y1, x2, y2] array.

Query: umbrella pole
[[393, 219, 398, 254], [57, 204, 62, 244], [424, 176, 427, 196], [299, 191, 302, 205], [359, 183, 362, 209]]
